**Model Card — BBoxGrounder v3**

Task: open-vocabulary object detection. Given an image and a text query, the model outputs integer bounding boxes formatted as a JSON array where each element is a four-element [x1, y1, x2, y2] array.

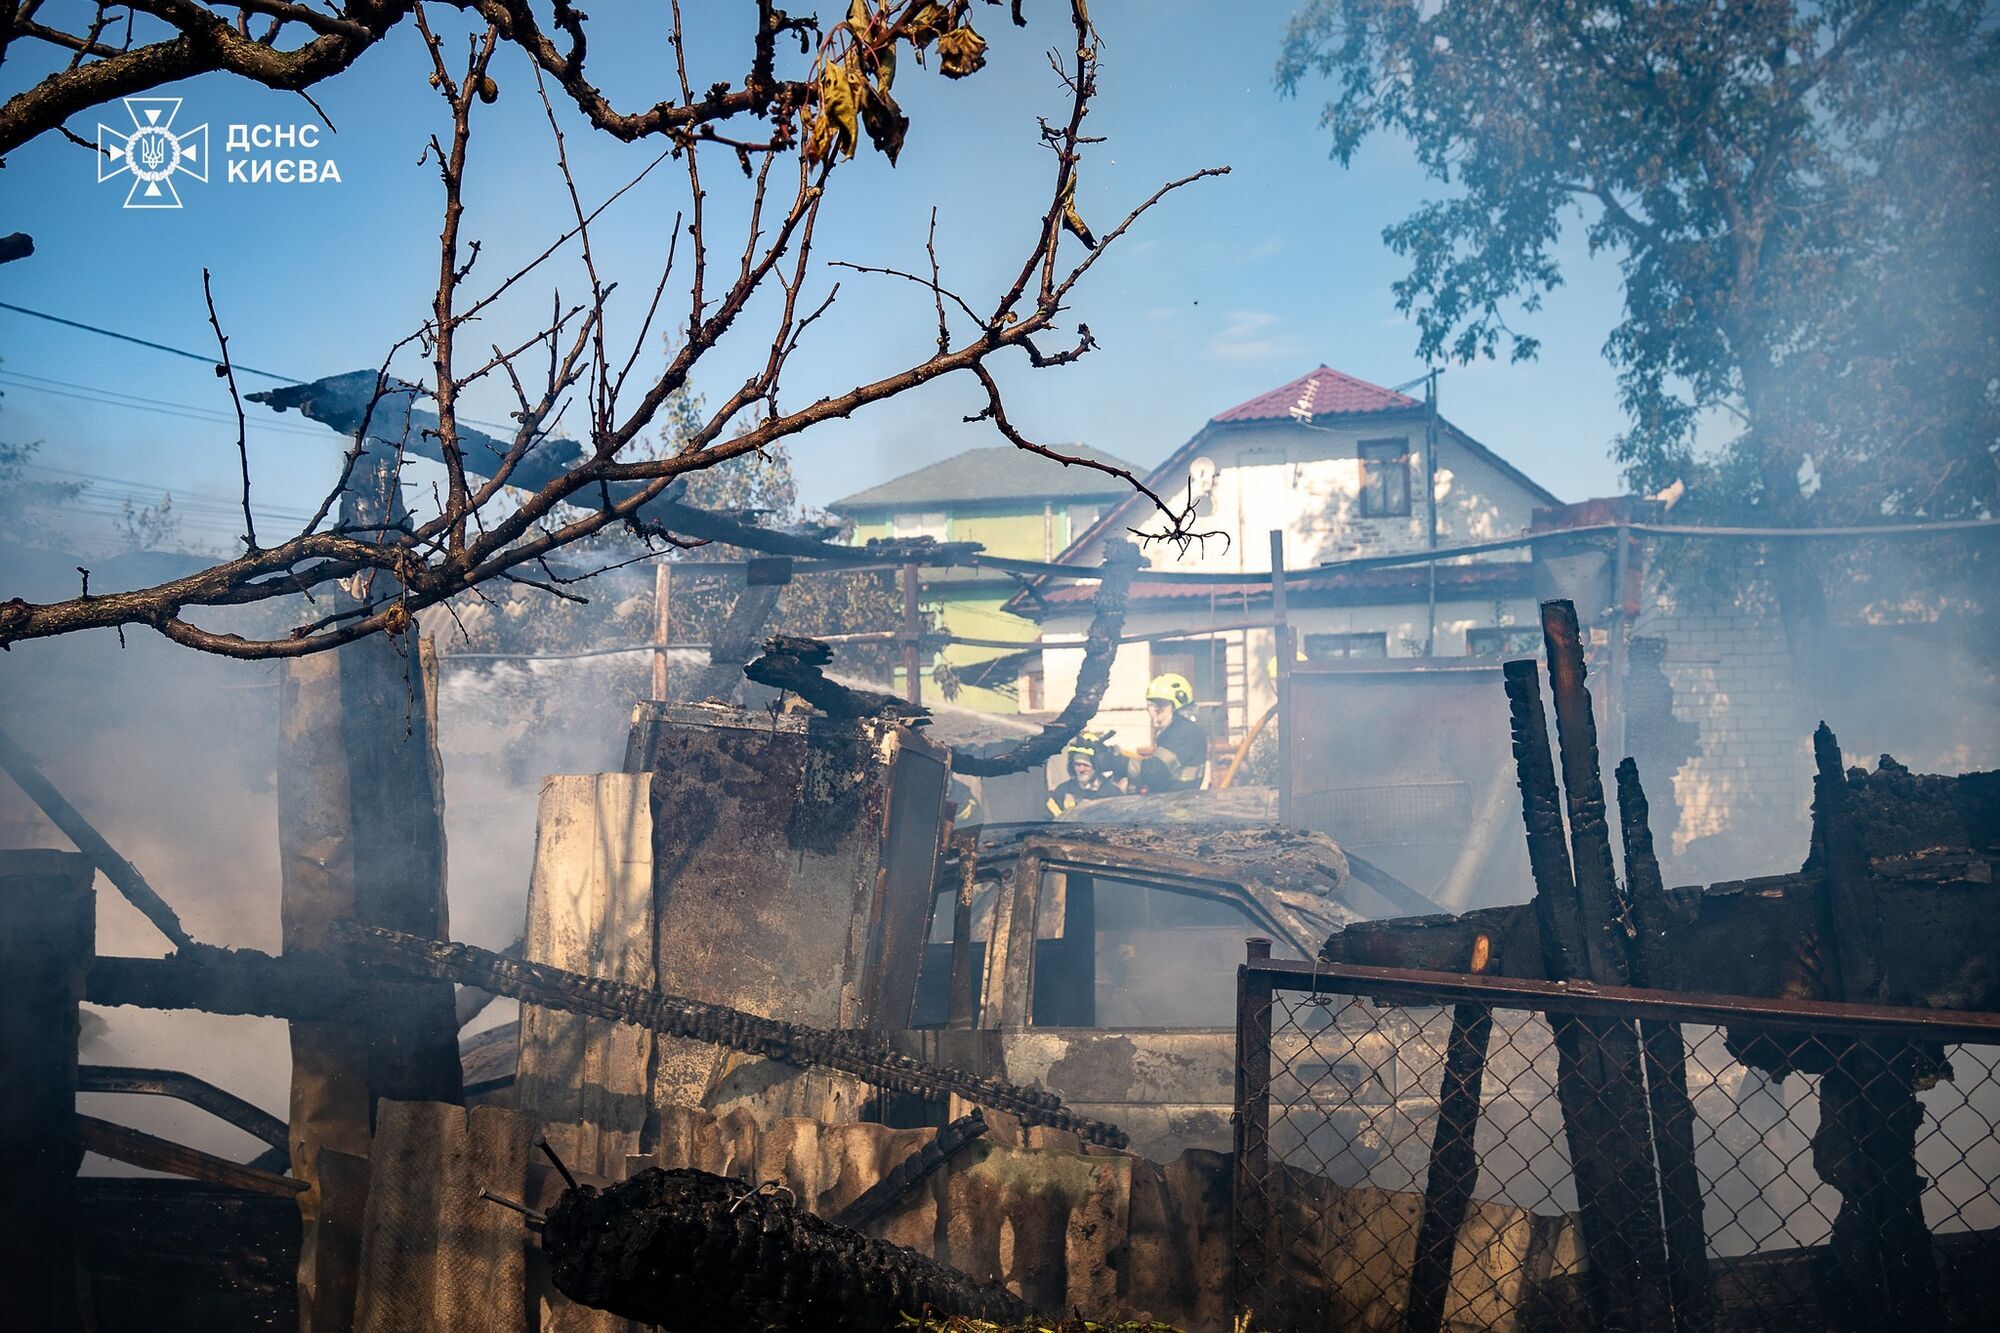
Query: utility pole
[[651, 562, 673, 701], [1424, 367, 1440, 657], [1270, 530, 1292, 827], [901, 563, 923, 707]]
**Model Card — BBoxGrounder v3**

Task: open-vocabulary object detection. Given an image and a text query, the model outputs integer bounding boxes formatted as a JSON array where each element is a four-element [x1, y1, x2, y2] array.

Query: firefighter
[[1046, 730, 1123, 817], [1130, 672, 1208, 794]]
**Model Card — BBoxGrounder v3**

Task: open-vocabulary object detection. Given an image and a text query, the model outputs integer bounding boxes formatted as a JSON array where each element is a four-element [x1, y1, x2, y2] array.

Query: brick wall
[[1630, 595, 1812, 878]]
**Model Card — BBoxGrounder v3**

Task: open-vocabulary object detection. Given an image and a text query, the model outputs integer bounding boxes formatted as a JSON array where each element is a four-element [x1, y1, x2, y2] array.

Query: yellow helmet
[[1145, 672, 1195, 711], [1063, 729, 1116, 767]]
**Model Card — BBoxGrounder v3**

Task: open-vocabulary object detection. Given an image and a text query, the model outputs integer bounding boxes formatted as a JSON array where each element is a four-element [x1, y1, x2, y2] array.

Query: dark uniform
[[1046, 778, 1107, 817], [1137, 713, 1207, 793]]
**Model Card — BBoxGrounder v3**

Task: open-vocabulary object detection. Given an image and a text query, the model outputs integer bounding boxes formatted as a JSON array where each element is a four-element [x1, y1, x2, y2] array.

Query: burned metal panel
[[968, 825, 1368, 963], [634, 703, 949, 1116], [920, 828, 1371, 1159], [1285, 661, 1530, 904]]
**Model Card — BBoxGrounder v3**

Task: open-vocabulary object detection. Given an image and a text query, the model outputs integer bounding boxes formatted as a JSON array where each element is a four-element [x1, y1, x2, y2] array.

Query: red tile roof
[[1211, 365, 1419, 423]]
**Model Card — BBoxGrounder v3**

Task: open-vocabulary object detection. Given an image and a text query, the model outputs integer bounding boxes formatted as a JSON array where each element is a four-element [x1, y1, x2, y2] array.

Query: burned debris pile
[[541, 1166, 1031, 1331], [9, 589, 1999, 1332]]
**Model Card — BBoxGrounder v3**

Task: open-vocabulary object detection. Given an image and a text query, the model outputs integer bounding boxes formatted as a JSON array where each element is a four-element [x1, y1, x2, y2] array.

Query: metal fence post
[[1231, 936, 1276, 1321]]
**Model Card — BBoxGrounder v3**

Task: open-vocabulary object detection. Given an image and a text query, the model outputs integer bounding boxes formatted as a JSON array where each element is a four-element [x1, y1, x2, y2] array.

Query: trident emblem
[[97, 98, 208, 209]]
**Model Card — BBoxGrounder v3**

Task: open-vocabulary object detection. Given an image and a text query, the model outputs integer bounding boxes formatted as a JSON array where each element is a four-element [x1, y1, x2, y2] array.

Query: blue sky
[[0, 2, 1635, 554]]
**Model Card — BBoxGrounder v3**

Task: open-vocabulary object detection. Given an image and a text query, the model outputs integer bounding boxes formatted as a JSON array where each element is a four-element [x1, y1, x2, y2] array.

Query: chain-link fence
[[1230, 944, 2000, 1332]]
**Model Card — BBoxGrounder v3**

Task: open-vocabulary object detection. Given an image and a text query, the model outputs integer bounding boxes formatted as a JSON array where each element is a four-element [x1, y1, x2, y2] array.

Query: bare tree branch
[[0, 0, 1228, 658]]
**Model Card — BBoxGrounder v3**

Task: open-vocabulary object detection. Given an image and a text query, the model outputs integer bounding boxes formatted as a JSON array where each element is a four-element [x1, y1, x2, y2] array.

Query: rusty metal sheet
[[973, 825, 1367, 960]]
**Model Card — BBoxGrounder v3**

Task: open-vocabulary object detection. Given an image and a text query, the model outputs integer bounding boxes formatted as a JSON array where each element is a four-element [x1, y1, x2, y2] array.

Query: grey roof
[[827, 444, 1142, 513]]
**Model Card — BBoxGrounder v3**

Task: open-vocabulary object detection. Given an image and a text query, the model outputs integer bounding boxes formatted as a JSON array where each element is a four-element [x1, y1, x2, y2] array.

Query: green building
[[828, 444, 1139, 712]]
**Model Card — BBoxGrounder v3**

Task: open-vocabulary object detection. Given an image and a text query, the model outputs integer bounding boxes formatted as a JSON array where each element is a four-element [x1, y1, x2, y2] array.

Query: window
[[1358, 438, 1411, 518], [891, 510, 948, 540], [1304, 631, 1387, 661], [1020, 658, 1045, 712], [1029, 874, 1269, 1029], [909, 881, 997, 1028], [1150, 638, 1229, 743], [1466, 626, 1543, 658]]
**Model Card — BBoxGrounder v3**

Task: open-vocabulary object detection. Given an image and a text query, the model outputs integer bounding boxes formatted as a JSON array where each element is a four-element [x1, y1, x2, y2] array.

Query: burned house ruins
[[3, 4, 1997, 1330]]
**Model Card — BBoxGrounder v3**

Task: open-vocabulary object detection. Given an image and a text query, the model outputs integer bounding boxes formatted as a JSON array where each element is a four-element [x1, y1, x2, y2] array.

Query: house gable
[[1008, 366, 1559, 621]]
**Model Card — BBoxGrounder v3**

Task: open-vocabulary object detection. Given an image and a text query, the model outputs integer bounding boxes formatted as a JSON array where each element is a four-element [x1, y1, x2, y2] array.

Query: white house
[[1010, 365, 1563, 759]]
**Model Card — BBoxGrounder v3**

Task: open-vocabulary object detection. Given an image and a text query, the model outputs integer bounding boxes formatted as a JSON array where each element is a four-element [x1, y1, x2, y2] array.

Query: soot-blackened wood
[[542, 1166, 1031, 1331], [1509, 629, 1671, 1333], [1617, 759, 1716, 1333], [1502, 659, 1582, 983], [1539, 600, 1633, 987], [1806, 726, 1942, 1331], [1809, 724, 1882, 1003], [0, 851, 93, 1333], [1404, 933, 1496, 1333], [76, 1115, 306, 1199], [1812, 1044, 1944, 1331], [681, 579, 785, 703]]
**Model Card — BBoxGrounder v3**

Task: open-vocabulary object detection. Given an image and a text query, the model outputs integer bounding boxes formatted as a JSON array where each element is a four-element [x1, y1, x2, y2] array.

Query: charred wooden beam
[[1404, 932, 1496, 1333], [1502, 658, 1582, 982], [340, 923, 1130, 1148], [1510, 616, 1673, 1333], [1617, 759, 1716, 1333], [279, 620, 459, 1333], [77, 1115, 304, 1199], [684, 580, 787, 702], [0, 725, 194, 951], [87, 947, 364, 1021], [78, 1065, 288, 1151], [1810, 723, 1883, 1002], [1803, 725, 1943, 1330], [1539, 600, 1635, 986]]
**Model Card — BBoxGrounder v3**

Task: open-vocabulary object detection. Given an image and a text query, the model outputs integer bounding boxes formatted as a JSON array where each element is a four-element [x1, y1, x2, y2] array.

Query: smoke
[[0, 560, 292, 1169], [0, 543, 663, 1169]]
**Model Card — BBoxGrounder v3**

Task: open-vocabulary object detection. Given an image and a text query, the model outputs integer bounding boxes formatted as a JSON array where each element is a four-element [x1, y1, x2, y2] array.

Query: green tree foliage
[[1279, 0, 1999, 622]]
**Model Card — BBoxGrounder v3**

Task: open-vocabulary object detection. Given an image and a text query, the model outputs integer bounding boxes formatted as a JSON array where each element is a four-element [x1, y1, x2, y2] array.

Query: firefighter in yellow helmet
[[1129, 672, 1207, 794], [1045, 729, 1124, 817]]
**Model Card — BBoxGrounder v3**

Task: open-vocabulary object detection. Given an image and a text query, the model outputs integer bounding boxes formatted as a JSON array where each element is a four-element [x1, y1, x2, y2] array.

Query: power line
[[0, 300, 530, 435], [20, 463, 315, 524], [0, 370, 335, 439], [0, 300, 299, 382]]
